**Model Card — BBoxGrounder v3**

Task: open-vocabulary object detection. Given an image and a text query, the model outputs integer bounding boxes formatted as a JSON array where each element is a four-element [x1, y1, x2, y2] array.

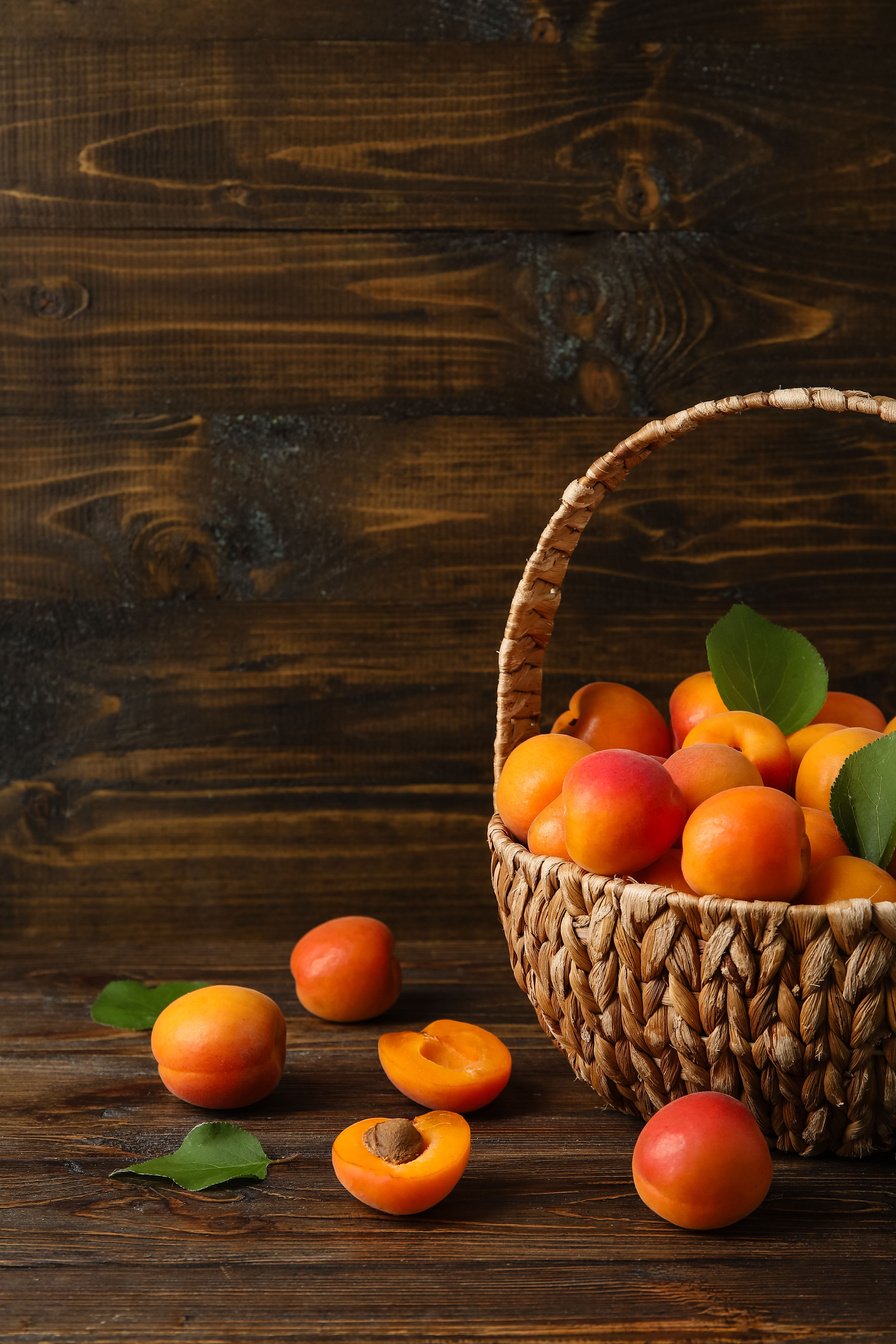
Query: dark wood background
[[3, 5, 896, 1342]]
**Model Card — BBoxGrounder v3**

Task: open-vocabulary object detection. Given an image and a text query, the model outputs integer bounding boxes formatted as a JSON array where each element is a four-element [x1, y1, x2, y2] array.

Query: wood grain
[[2, 940, 895, 1344], [2, 43, 895, 232], [4, 231, 896, 416], [4, 0, 896, 44]]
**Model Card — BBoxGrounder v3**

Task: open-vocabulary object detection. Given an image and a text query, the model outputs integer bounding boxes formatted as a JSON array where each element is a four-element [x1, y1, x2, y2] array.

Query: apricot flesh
[[378, 1019, 511, 1113], [332, 1110, 471, 1215]]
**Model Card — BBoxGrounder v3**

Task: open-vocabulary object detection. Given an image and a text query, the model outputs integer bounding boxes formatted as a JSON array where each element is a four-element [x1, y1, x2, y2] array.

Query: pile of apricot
[[497, 675, 896, 905], [148, 915, 512, 1216]]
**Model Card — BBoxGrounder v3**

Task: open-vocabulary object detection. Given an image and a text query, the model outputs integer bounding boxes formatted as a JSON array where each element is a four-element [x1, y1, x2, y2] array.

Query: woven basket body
[[488, 388, 896, 1157]]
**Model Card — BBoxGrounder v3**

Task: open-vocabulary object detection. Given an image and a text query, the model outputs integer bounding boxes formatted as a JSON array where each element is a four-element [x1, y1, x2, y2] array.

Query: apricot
[[682, 710, 792, 792], [378, 1019, 512, 1113], [526, 793, 570, 861], [886, 716, 896, 735], [632, 1092, 772, 1230], [794, 726, 882, 812], [151, 985, 286, 1109], [495, 733, 594, 842], [786, 722, 845, 775], [635, 848, 696, 895], [553, 680, 671, 757], [800, 854, 896, 905], [801, 806, 850, 869], [668, 671, 727, 749], [290, 915, 400, 1023], [681, 785, 809, 902], [663, 743, 762, 815], [563, 749, 687, 875], [811, 690, 887, 732], [332, 1111, 470, 1215]]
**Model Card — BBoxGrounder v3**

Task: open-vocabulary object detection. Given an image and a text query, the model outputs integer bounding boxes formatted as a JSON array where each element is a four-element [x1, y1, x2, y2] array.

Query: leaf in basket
[[829, 733, 896, 869], [705, 603, 828, 735], [111, 1122, 271, 1192]]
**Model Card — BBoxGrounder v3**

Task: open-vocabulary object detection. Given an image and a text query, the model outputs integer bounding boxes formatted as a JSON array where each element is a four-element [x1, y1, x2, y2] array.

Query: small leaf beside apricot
[[91, 979, 210, 1030], [111, 1122, 271, 1192], [829, 733, 896, 870]]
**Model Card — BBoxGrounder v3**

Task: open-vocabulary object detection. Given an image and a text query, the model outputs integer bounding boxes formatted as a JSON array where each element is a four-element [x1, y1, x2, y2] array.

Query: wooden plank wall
[[2, 4, 895, 943]]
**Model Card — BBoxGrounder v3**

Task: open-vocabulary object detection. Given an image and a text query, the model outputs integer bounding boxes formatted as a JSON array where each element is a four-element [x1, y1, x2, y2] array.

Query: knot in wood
[[530, 14, 561, 43], [578, 357, 627, 413], [23, 783, 64, 834], [363, 1118, 424, 1165], [133, 522, 222, 600], [615, 160, 663, 227], [563, 276, 597, 317], [7, 276, 90, 321]]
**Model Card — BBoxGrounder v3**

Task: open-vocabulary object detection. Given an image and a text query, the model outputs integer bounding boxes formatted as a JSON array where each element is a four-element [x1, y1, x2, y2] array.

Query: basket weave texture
[[488, 387, 896, 1157]]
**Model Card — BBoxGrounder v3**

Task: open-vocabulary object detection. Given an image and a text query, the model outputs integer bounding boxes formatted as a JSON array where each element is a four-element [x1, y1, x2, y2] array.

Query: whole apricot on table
[[810, 690, 887, 732], [682, 710, 793, 792], [632, 1091, 772, 1230], [563, 748, 687, 875], [799, 854, 896, 905], [290, 915, 401, 1022], [794, 726, 882, 812], [378, 1019, 512, 1113], [552, 680, 671, 757], [332, 1111, 471, 1215], [668, 671, 727, 749], [495, 733, 594, 842], [681, 785, 809, 902], [663, 743, 762, 815], [801, 806, 850, 869], [151, 984, 286, 1109]]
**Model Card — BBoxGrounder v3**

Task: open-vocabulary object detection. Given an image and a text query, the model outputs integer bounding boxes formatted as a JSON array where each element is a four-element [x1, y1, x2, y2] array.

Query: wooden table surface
[[3, 3, 896, 1341]]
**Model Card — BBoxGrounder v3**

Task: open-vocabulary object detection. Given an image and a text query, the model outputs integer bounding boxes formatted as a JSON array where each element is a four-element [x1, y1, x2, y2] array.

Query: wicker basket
[[488, 387, 896, 1158]]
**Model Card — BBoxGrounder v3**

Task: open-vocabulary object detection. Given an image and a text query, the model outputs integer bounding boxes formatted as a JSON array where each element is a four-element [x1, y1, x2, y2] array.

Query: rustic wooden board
[[0, 412, 892, 606], [5, 231, 896, 416], [2, 43, 895, 231], [4, 0, 895, 43], [2, 939, 895, 1344]]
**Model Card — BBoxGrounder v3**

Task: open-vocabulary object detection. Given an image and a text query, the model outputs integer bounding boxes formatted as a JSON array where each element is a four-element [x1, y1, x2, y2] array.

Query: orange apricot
[[886, 716, 896, 735], [563, 749, 687, 875], [378, 1019, 512, 1113], [553, 680, 671, 757], [682, 710, 792, 793], [801, 806, 850, 869], [290, 915, 401, 1022], [663, 743, 763, 815], [786, 722, 845, 775], [681, 785, 809, 902], [332, 1111, 470, 1215], [668, 671, 727, 749], [495, 733, 594, 842], [811, 691, 887, 732], [800, 854, 896, 905], [526, 793, 570, 861], [635, 848, 696, 895], [632, 1092, 772, 1230], [151, 985, 286, 1109], [794, 726, 882, 812]]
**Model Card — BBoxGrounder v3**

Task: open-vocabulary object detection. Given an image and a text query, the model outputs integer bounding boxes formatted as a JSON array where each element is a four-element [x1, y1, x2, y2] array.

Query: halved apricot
[[378, 1019, 511, 1112], [331, 1110, 470, 1215]]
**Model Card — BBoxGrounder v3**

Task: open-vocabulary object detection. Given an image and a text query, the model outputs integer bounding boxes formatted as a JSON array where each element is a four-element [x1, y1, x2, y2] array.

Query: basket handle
[[494, 386, 896, 784]]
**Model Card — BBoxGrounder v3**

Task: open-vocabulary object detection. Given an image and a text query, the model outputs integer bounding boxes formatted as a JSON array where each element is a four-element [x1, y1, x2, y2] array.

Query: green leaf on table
[[829, 733, 896, 869], [91, 979, 209, 1030], [111, 1122, 271, 1192], [705, 603, 828, 735]]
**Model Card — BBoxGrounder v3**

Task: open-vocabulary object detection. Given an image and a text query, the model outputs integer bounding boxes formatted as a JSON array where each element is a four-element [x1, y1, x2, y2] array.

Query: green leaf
[[91, 979, 209, 1030], [705, 603, 828, 735], [111, 1122, 271, 1192], [829, 733, 896, 869]]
